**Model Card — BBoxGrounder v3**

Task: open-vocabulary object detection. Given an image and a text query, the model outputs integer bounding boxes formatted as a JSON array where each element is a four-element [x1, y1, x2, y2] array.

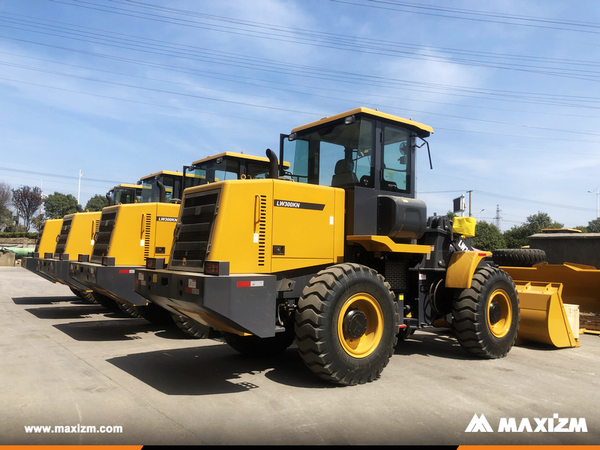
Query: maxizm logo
[[465, 414, 587, 433]]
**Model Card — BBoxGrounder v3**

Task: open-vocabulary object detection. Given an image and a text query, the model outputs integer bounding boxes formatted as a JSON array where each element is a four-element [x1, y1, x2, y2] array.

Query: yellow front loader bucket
[[502, 262, 600, 315], [514, 281, 579, 348], [500, 262, 600, 348]]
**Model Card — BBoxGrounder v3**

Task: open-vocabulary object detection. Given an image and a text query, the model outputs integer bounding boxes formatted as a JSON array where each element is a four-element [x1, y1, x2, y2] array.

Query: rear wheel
[[69, 287, 96, 303], [295, 263, 398, 386], [171, 313, 213, 339], [452, 266, 519, 358], [116, 301, 142, 318], [92, 292, 120, 310], [136, 303, 175, 325]]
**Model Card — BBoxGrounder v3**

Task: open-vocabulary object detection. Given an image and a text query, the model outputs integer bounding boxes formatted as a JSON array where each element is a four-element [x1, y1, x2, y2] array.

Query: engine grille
[[54, 217, 73, 256], [170, 189, 220, 271], [385, 259, 409, 291], [91, 210, 117, 263]]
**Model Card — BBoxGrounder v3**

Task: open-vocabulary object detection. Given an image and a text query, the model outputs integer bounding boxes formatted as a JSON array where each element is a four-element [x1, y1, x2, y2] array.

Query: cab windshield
[[113, 187, 141, 204], [141, 176, 176, 203], [283, 116, 413, 193]]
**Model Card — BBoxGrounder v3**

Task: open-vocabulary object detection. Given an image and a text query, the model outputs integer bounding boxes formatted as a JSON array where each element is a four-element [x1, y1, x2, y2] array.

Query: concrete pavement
[[1, 266, 599, 445]]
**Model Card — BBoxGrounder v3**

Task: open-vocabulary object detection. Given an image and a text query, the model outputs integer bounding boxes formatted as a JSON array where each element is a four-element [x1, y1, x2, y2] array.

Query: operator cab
[[106, 184, 143, 206], [138, 170, 198, 204], [185, 152, 291, 184], [281, 107, 433, 239]]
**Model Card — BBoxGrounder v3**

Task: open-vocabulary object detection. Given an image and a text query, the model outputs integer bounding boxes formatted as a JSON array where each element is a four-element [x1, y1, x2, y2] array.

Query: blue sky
[[1, 0, 599, 231]]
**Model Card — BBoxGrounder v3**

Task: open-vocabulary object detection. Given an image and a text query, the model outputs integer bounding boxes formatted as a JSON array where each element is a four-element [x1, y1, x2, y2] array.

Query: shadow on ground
[[107, 342, 337, 395], [53, 318, 184, 341], [12, 295, 81, 305]]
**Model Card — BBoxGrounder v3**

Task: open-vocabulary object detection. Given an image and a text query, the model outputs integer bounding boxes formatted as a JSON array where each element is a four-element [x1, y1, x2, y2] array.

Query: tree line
[[0, 182, 108, 232], [2, 181, 599, 248], [458, 211, 600, 251]]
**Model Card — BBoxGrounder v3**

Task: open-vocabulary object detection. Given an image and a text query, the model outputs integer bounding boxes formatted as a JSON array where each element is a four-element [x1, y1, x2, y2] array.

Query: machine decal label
[[274, 199, 325, 211], [157, 216, 178, 222], [237, 280, 264, 288], [119, 269, 135, 274]]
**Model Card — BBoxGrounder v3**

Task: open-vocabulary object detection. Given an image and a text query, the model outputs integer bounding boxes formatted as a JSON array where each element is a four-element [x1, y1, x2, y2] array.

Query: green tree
[[585, 218, 600, 233], [471, 221, 506, 251], [43, 192, 81, 219], [11, 185, 43, 231], [31, 214, 45, 232], [85, 194, 108, 212], [0, 182, 12, 231], [503, 212, 563, 249]]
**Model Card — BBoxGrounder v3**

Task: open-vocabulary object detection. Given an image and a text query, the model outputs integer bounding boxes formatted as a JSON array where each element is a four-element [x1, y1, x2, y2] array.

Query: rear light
[[146, 258, 165, 270], [204, 261, 230, 276]]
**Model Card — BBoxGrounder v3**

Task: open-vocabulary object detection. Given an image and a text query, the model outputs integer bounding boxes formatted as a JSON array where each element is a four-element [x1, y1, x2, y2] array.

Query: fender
[[445, 251, 492, 289]]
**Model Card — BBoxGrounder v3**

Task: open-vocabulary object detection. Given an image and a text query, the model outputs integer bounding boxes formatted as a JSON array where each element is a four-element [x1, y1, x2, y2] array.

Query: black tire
[[452, 266, 520, 358], [295, 263, 398, 386], [116, 301, 142, 318], [136, 303, 175, 325], [69, 287, 96, 303], [92, 292, 120, 310], [171, 313, 213, 339], [492, 248, 546, 267], [222, 328, 295, 357], [69, 286, 84, 299]]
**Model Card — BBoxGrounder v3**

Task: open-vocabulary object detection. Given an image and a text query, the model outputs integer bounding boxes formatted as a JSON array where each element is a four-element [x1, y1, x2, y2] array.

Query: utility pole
[[589, 188, 599, 219], [78, 169, 84, 205], [467, 190, 472, 217]]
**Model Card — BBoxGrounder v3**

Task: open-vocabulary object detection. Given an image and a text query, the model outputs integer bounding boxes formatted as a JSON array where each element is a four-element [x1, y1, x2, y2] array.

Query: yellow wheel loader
[[22, 218, 63, 281], [135, 108, 521, 385], [23, 172, 189, 311], [70, 153, 289, 337]]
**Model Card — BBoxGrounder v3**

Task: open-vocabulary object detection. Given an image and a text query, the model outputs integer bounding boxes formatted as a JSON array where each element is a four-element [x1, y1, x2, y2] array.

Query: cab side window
[[381, 124, 410, 193]]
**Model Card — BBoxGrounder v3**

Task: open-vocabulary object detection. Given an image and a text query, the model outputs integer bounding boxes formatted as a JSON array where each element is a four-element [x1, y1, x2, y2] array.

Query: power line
[[327, 0, 600, 35]]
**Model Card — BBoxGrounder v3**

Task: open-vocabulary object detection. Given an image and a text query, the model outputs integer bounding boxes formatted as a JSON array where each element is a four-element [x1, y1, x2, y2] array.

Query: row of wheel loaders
[[23, 107, 582, 386], [23, 153, 282, 336]]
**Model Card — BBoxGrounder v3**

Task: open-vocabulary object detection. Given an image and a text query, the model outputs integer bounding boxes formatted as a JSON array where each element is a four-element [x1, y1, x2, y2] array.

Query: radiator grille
[[91, 210, 117, 263], [170, 189, 220, 271], [54, 217, 73, 256]]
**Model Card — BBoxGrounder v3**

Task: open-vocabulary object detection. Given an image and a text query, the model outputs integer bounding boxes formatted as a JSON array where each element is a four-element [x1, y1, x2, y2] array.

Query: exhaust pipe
[[157, 181, 166, 203], [266, 148, 278, 179]]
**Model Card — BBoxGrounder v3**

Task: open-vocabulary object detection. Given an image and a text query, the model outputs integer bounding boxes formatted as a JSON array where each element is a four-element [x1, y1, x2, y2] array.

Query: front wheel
[[295, 263, 398, 386], [452, 266, 519, 358]]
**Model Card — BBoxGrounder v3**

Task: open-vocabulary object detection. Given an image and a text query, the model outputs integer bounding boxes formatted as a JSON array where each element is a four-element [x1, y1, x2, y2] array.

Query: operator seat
[[331, 158, 358, 187]]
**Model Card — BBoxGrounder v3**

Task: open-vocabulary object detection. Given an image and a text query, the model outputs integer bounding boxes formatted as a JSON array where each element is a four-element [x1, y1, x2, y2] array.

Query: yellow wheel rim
[[487, 289, 512, 338], [337, 293, 384, 358]]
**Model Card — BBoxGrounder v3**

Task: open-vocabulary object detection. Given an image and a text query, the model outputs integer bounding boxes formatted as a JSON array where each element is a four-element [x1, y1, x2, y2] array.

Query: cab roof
[[139, 170, 193, 181], [110, 183, 139, 190], [291, 107, 433, 137], [191, 151, 290, 168]]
